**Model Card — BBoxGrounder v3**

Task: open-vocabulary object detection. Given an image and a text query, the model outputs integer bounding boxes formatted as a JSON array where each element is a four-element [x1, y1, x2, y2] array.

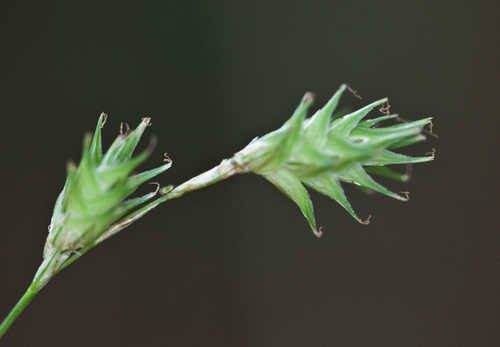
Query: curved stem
[[0, 283, 39, 339]]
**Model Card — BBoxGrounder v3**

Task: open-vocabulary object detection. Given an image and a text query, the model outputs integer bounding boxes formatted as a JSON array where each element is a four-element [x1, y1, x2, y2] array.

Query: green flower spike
[[0, 114, 171, 338], [245, 85, 434, 237], [163, 85, 435, 238], [40, 114, 172, 285]]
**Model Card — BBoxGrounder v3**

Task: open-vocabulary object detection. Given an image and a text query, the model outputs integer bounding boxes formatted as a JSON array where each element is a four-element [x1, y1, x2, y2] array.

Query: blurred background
[[1, 0, 499, 346]]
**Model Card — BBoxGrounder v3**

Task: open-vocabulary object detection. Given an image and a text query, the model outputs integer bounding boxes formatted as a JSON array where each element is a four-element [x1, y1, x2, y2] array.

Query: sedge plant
[[0, 85, 435, 338]]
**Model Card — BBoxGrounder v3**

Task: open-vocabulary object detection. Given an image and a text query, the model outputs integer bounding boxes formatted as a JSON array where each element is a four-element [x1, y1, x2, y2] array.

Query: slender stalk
[[164, 157, 247, 201], [0, 252, 63, 339], [0, 283, 39, 338]]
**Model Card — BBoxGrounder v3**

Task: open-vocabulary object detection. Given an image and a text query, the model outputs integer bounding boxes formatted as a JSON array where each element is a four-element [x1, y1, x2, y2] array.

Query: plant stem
[[0, 252, 63, 339], [164, 157, 247, 201], [0, 283, 39, 338]]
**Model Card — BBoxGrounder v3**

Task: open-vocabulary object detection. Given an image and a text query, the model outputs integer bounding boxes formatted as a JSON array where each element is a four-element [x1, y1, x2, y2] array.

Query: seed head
[[43, 114, 171, 259], [237, 85, 435, 237]]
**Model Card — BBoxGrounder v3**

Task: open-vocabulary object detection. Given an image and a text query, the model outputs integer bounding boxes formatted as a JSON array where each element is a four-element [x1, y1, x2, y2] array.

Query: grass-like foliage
[[0, 86, 435, 339]]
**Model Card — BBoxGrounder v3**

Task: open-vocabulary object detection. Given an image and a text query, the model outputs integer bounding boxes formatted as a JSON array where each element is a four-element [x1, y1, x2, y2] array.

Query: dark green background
[[1, 1, 499, 346]]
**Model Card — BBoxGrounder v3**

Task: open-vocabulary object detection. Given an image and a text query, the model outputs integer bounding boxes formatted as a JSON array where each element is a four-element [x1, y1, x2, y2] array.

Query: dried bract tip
[[120, 122, 131, 136], [399, 191, 411, 201], [314, 226, 324, 238], [361, 214, 372, 225], [346, 84, 362, 99], [148, 182, 161, 195], [99, 113, 108, 128], [303, 92, 315, 105], [163, 152, 173, 163]]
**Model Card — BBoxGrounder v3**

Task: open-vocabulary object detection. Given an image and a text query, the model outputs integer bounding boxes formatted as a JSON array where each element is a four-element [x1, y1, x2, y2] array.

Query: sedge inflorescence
[[42, 114, 171, 281], [236, 85, 434, 237]]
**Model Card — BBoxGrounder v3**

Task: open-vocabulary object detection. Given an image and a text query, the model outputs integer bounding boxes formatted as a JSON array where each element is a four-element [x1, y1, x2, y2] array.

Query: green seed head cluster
[[237, 85, 434, 237], [43, 114, 171, 259]]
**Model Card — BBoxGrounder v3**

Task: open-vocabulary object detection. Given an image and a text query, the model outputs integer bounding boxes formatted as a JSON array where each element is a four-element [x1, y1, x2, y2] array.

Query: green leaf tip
[[44, 115, 172, 260], [236, 87, 435, 236]]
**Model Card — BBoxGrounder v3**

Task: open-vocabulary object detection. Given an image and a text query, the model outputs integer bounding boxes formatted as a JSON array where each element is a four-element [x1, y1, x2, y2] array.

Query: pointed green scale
[[66, 174, 92, 218], [99, 118, 151, 167], [95, 192, 170, 245], [304, 174, 366, 224], [381, 117, 432, 132], [60, 161, 77, 209], [286, 140, 339, 178], [101, 135, 126, 165], [389, 134, 426, 149], [89, 113, 107, 164], [109, 118, 151, 163], [128, 161, 172, 188], [351, 126, 425, 149], [340, 164, 408, 201], [76, 146, 104, 201], [330, 98, 388, 135], [85, 184, 135, 217], [325, 134, 377, 168], [365, 149, 434, 166], [351, 117, 431, 138], [97, 148, 151, 189], [304, 85, 346, 146], [365, 166, 410, 183], [120, 188, 160, 213], [266, 93, 313, 171], [359, 114, 399, 128], [263, 169, 320, 237]]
